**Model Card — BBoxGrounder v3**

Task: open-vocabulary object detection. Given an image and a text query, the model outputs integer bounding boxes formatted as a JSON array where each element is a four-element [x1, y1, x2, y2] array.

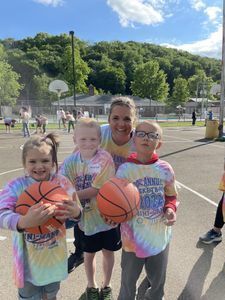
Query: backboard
[[49, 80, 68, 95]]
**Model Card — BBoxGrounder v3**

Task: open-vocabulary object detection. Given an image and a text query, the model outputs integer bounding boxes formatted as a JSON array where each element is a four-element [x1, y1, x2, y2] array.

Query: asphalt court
[[1, 126, 225, 300]]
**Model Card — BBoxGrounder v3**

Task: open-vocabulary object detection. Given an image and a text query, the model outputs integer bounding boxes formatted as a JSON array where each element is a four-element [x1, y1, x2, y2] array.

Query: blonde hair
[[136, 120, 163, 139], [108, 96, 137, 126], [22, 133, 60, 171], [74, 117, 101, 137]]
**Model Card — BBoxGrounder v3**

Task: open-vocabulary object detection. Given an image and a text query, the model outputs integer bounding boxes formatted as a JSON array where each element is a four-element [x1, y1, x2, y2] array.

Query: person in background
[[35, 115, 42, 134], [192, 110, 196, 126], [4, 117, 17, 133], [208, 110, 213, 121], [117, 120, 178, 300], [67, 97, 137, 275], [199, 164, 225, 244], [41, 115, 48, 135], [20, 107, 30, 138], [66, 111, 75, 133]]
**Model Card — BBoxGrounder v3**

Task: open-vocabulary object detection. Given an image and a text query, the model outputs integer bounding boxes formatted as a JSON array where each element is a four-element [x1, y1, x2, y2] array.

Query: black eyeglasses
[[135, 131, 160, 140]]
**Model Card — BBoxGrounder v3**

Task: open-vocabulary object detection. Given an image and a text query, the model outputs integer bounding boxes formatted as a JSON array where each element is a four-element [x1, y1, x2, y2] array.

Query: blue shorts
[[18, 281, 60, 300], [80, 227, 122, 253]]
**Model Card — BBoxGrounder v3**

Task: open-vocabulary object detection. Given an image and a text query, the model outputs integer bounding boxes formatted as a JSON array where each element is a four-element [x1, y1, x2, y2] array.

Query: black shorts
[[80, 227, 121, 253]]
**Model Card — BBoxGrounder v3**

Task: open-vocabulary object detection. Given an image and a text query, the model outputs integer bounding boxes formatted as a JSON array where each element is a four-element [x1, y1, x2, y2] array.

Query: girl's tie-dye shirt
[[100, 124, 136, 170], [60, 148, 115, 235], [0, 173, 77, 288], [116, 159, 177, 258]]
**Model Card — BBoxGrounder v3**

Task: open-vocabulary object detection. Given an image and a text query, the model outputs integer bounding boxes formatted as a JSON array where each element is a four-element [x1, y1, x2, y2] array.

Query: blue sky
[[0, 0, 223, 59]]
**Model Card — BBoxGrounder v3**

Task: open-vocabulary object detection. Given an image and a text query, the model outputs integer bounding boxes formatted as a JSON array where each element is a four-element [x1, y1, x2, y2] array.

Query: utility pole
[[219, 0, 225, 137], [69, 31, 76, 112]]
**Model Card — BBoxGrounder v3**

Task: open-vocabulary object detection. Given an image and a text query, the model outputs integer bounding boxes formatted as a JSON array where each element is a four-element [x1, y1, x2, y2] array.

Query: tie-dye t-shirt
[[0, 173, 76, 288], [60, 148, 115, 235], [116, 160, 177, 258], [100, 124, 136, 170]]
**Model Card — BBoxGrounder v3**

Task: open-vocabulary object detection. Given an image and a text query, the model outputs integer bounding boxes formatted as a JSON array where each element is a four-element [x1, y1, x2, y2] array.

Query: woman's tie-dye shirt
[[0, 173, 76, 288], [100, 124, 136, 171], [116, 159, 177, 258], [59, 148, 115, 235]]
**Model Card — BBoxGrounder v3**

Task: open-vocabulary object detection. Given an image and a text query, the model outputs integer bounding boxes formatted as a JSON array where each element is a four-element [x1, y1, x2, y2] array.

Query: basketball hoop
[[49, 80, 68, 109]]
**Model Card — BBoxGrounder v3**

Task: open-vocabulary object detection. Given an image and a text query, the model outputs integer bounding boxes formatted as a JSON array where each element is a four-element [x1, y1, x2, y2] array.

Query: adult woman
[[68, 97, 138, 276]]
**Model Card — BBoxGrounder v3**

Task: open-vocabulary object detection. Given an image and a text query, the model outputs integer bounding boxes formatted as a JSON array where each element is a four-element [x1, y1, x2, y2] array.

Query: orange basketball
[[15, 181, 70, 234], [97, 178, 140, 223]]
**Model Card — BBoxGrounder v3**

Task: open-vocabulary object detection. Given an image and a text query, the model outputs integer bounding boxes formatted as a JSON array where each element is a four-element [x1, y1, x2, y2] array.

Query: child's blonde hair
[[108, 96, 137, 126], [74, 117, 101, 137], [136, 120, 163, 139], [22, 133, 60, 171]]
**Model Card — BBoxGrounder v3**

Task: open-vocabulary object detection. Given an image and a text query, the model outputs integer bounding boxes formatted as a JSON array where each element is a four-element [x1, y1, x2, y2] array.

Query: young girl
[[0, 133, 81, 300]]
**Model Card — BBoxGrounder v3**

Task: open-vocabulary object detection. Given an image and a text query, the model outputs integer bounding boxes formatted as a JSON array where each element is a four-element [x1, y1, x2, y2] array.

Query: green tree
[[0, 45, 21, 106], [30, 73, 54, 106], [98, 66, 126, 94], [169, 77, 190, 108], [7, 48, 40, 101], [61, 45, 90, 94], [131, 61, 168, 101]]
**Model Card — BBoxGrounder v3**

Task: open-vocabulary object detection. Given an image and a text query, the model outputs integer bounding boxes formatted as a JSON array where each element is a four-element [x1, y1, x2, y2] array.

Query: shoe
[[68, 252, 84, 273], [100, 286, 113, 300], [85, 287, 100, 300], [199, 229, 222, 244]]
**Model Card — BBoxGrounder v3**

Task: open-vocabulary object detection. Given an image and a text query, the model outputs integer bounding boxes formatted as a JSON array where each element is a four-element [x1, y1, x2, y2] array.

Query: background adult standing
[[20, 107, 30, 137]]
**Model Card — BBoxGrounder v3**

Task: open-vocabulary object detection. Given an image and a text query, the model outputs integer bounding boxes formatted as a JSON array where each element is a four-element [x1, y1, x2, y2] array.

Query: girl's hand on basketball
[[163, 208, 176, 226], [18, 202, 56, 229], [100, 214, 117, 227]]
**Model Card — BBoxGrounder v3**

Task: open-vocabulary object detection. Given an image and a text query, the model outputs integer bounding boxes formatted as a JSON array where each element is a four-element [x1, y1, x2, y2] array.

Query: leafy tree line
[[0, 32, 221, 108]]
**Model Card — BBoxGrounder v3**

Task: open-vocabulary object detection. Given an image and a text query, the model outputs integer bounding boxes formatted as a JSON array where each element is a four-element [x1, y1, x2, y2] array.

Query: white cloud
[[162, 25, 222, 59], [204, 6, 221, 25], [106, 0, 164, 27], [33, 0, 64, 7], [190, 0, 206, 11]]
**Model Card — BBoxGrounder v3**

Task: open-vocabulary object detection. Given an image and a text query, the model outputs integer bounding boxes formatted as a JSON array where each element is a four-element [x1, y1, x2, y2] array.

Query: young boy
[[116, 120, 178, 300], [60, 118, 121, 300]]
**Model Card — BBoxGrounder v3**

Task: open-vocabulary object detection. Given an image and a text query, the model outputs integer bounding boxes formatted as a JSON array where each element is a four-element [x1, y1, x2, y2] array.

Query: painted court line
[[176, 180, 217, 207]]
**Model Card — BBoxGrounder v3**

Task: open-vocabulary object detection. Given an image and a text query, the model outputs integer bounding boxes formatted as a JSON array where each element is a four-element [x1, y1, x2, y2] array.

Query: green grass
[[0, 121, 205, 131]]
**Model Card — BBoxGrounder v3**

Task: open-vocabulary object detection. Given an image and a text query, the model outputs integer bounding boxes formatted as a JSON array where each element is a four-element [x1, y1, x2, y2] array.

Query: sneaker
[[100, 286, 113, 300], [199, 229, 222, 244], [85, 287, 100, 300], [68, 252, 84, 273]]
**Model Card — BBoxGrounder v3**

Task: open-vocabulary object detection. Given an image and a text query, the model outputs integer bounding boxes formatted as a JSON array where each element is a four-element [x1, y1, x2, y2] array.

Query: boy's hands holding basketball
[[163, 208, 176, 226], [17, 201, 56, 231]]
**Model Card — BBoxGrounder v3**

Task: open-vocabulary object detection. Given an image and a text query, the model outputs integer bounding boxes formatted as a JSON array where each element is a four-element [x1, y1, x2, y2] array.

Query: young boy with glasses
[[116, 120, 178, 300]]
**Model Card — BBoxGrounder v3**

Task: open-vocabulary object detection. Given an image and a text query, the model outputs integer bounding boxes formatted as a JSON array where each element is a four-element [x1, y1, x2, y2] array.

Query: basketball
[[97, 178, 140, 223], [15, 181, 70, 234]]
